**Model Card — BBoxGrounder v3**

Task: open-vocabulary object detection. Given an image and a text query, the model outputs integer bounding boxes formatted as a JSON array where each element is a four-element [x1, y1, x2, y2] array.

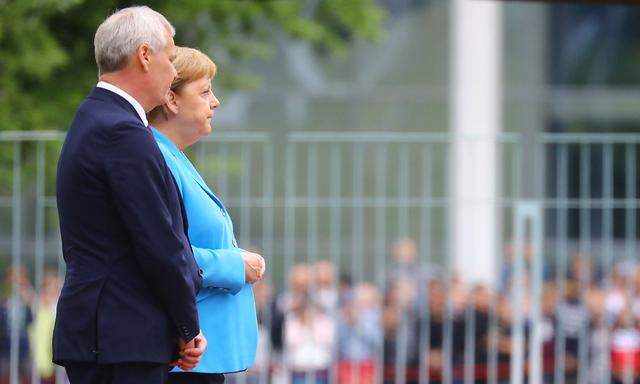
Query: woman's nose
[[210, 94, 220, 109]]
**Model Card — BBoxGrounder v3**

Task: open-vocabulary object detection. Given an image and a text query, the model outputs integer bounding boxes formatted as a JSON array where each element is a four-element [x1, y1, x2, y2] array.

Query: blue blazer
[[153, 129, 258, 374], [54, 88, 202, 365]]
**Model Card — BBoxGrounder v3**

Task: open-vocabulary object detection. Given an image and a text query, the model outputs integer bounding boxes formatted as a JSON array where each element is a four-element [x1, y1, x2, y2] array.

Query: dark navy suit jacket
[[53, 87, 202, 365]]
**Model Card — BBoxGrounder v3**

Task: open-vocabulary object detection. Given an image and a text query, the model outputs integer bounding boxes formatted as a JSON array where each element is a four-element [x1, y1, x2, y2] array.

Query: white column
[[450, 0, 502, 285]]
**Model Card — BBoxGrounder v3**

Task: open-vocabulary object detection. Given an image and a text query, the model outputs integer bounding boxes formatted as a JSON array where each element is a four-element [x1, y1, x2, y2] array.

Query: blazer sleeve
[[103, 122, 200, 343], [192, 246, 246, 294]]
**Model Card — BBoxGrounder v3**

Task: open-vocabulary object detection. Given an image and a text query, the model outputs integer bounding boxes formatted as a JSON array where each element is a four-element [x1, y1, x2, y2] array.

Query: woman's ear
[[165, 89, 179, 115]]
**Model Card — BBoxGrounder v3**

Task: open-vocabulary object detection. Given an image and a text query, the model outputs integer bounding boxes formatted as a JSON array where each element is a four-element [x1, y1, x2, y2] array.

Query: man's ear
[[165, 90, 179, 115], [137, 44, 152, 72]]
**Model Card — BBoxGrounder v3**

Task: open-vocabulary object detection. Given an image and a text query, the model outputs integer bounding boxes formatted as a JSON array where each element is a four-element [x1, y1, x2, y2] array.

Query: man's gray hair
[[94, 6, 175, 75]]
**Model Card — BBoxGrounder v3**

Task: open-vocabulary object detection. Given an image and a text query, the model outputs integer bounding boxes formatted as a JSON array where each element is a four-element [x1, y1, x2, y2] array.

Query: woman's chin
[[201, 126, 213, 137]]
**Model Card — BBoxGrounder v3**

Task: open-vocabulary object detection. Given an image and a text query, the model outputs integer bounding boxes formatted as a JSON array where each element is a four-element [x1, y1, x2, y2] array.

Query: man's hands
[[242, 251, 266, 284], [172, 331, 207, 371]]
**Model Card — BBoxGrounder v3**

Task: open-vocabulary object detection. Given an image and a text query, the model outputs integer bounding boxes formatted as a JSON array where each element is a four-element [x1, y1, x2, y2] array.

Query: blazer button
[[198, 269, 204, 277]]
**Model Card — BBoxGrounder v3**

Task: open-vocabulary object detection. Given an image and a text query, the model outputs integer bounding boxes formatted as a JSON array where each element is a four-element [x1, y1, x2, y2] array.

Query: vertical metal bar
[[418, 146, 432, 384], [259, 141, 274, 384], [240, 144, 251, 244], [463, 298, 475, 384], [306, 143, 318, 384], [398, 145, 410, 237], [329, 144, 342, 384], [463, 139, 478, 384], [577, 144, 590, 384], [510, 205, 525, 384], [352, 143, 365, 384], [554, 143, 568, 384], [284, 143, 296, 381], [10, 142, 22, 384], [375, 144, 387, 384], [623, 143, 637, 384], [601, 143, 613, 384], [55, 226, 66, 384], [307, 144, 319, 264], [32, 142, 46, 384], [489, 139, 514, 384], [283, 143, 297, 270], [353, 143, 365, 284], [443, 138, 453, 384], [529, 206, 544, 384], [394, 144, 409, 384]]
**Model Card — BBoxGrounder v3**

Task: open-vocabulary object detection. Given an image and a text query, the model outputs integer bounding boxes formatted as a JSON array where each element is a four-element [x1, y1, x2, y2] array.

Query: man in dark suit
[[53, 6, 207, 384]]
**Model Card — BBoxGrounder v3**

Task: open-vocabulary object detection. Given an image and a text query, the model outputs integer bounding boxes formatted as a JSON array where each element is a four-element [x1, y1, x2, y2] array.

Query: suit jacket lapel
[[175, 151, 229, 212]]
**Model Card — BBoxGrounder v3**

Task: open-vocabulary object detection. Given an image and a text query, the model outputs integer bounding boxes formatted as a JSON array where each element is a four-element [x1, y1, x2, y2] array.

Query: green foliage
[[0, 0, 386, 132]]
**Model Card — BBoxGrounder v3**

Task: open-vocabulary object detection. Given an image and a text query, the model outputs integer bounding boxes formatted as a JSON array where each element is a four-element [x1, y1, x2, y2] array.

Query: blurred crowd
[[0, 267, 62, 384], [242, 239, 640, 384], [5, 239, 640, 384]]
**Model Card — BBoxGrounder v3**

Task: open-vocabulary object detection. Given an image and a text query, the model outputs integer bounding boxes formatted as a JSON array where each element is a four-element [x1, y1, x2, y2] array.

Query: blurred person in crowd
[[54, 6, 206, 383], [269, 264, 313, 381], [610, 305, 640, 383], [569, 252, 598, 285], [606, 263, 631, 323], [338, 283, 382, 384], [29, 271, 61, 384], [284, 292, 335, 384], [555, 278, 589, 381], [540, 282, 557, 380], [495, 296, 514, 377], [244, 280, 273, 384], [447, 283, 490, 383], [449, 274, 469, 318], [630, 264, 640, 322], [420, 278, 447, 383], [500, 241, 533, 291], [383, 278, 419, 384], [388, 238, 420, 286], [271, 264, 313, 353], [0, 267, 34, 384], [585, 285, 609, 384], [338, 273, 354, 308], [314, 261, 338, 313], [470, 284, 492, 376], [149, 46, 265, 384]]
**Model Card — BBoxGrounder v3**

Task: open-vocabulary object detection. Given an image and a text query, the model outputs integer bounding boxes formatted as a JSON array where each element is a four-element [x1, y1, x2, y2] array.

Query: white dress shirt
[[96, 81, 148, 127]]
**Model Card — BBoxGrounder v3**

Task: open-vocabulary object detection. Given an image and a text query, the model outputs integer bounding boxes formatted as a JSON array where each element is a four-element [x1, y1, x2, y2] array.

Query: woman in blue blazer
[[148, 47, 266, 384]]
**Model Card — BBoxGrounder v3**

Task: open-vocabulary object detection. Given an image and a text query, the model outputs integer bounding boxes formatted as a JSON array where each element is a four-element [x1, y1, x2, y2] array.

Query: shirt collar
[[97, 81, 148, 127]]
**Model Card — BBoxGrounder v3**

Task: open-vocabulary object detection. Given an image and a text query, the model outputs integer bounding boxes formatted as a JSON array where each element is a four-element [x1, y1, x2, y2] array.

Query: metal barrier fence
[[1, 131, 640, 384]]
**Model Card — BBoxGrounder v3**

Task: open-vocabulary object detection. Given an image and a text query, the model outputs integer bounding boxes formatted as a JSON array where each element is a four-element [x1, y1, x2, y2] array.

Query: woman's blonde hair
[[148, 46, 217, 122]]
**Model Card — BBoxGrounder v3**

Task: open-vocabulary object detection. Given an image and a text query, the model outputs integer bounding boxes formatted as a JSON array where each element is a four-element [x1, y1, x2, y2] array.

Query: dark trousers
[[64, 362, 169, 384], [169, 372, 225, 384]]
